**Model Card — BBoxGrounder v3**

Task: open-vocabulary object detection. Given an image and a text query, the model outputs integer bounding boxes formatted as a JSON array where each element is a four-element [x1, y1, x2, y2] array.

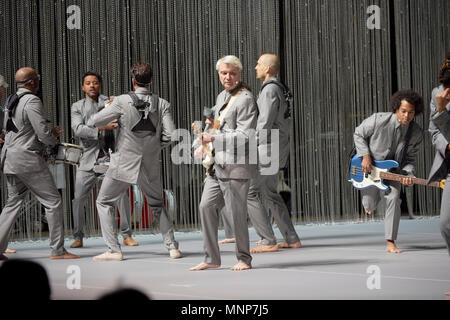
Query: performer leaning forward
[[0, 68, 79, 260]]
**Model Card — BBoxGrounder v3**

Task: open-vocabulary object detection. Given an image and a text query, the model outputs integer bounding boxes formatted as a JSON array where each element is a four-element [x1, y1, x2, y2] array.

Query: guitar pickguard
[[349, 155, 399, 191]]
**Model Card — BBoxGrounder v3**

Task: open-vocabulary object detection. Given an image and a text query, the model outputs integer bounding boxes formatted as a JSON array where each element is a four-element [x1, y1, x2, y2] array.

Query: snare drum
[[55, 143, 84, 166]]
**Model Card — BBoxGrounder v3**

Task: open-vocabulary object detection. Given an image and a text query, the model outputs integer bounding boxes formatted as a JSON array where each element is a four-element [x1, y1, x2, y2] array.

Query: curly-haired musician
[[354, 90, 424, 253]]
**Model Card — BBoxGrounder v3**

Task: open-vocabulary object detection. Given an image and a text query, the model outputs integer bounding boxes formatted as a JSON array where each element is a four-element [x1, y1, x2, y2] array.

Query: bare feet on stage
[[256, 240, 263, 245], [278, 241, 302, 249], [365, 209, 372, 215], [231, 262, 251, 271], [250, 244, 279, 253], [4, 248, 16, 254], [386, 240, 402, 253], [189, 262, 220, 271], [218, 238, 235, 244]]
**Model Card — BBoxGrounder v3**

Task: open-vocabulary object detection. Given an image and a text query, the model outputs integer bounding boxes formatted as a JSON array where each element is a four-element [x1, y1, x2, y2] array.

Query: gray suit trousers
[[220, 207, 235, 239], [440, 173, 450, 256], [95, 175, 178, 253], [199, 176, 252, 266], [258, 172, 300, 244], [0, 170, 65, 256], [218, 173, 281, 246], [72, 170, 132, 240], [361, 181, 402, 241], [247, 173, 278, 245]]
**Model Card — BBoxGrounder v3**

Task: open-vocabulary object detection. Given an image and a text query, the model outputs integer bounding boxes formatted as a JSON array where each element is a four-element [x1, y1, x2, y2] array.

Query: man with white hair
[[191, 55, 258, 271]]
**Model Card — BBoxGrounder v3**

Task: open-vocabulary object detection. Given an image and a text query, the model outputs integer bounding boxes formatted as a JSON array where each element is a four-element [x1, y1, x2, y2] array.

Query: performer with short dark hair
[[87, 62, 181, 261], [70, 71, 138, 248]]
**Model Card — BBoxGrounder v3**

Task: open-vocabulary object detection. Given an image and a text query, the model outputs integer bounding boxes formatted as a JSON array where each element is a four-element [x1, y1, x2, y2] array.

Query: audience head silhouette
[[0, 259, 51, 301]]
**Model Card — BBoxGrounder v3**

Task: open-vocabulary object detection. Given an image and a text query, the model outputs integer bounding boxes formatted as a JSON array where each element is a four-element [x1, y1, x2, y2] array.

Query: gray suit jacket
[[71, 95, 109, 171], [87, 87, 175, 184], [427, 85, 450, 183], [212, 88, 258, 179], [256, 77, 290, 169], [354, 112, 423, 176], [1, 88, 58, 174]]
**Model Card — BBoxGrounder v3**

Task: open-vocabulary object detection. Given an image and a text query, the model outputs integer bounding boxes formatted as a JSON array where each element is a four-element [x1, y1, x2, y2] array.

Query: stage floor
[[3, 217, 450, 300]]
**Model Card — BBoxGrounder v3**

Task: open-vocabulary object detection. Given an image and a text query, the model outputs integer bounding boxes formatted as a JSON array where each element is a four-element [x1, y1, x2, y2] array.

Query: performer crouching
[[354, 90, 424, 253]]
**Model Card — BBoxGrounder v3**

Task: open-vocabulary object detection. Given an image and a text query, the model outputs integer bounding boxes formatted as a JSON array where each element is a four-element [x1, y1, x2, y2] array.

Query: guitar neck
[[379, 172, 440, 188]]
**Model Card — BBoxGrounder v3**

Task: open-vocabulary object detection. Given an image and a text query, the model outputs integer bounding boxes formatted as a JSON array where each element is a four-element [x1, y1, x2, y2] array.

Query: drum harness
[[2, 92, 36, 134]]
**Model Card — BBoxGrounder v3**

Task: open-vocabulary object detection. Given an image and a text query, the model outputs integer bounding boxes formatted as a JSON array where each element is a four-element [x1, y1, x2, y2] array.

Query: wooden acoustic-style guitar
[[191, 120, 221, 171]]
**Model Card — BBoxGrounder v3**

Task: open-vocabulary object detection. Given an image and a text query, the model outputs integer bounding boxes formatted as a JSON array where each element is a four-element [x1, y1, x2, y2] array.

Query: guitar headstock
[[191, 121, 202, 135]]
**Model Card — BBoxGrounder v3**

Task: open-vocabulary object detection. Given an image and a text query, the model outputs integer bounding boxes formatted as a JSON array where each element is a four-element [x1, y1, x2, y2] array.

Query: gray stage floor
[[3, 217, 450, 300]]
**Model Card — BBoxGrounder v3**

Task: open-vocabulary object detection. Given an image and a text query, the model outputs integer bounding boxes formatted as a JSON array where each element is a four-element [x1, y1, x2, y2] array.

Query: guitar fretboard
[[379, 172, 440, 188]]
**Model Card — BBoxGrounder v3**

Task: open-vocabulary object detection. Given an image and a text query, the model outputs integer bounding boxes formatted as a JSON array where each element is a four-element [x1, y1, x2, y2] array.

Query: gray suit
[[87, 87, 178, 253], [199, 87, 257, 266], [427, 85, 450, 255], [248, 77, 300, 245], [0, 88, 66, 256], [71, 95, 132, 241], [354, 112, 423, 241]]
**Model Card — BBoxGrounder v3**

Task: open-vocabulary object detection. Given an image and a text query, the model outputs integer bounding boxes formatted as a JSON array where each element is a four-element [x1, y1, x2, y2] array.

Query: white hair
[[0, 75, 8, 88], [216, 55, 243, 73]]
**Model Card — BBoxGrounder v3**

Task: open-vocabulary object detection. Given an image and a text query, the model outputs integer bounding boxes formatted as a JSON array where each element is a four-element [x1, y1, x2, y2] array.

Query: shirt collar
[[135, 87, 150, 95]]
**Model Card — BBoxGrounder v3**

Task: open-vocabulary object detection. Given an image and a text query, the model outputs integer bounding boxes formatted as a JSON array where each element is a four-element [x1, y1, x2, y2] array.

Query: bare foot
[[189, 262, 220, 271], [231, 262, 251, 271], [218, 238, 235, 244], [278, 241, 302, 249], [365, 209, 372, 215], [256, 239, 263, 245], [386, 241, 402, 253], [4, 248, 16, 254], [250, 244, 279, 253]]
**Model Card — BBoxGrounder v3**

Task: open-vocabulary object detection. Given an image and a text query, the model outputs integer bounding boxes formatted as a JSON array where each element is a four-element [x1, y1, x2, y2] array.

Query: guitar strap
[[217, 88, 243, 126]]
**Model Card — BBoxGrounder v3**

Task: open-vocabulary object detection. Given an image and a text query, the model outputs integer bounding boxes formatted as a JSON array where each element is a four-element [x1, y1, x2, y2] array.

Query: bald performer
[[251, 53, 301, 250], [0, 75, 16, 255], [0, 68, 79, 260]]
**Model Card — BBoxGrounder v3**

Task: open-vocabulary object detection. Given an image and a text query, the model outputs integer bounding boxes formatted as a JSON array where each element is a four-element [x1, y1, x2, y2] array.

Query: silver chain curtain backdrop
[[0, 0, 448, 240]]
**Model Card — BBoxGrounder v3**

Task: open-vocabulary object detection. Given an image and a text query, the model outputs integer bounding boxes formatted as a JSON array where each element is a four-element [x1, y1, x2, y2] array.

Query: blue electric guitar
[[349, 155, 445, 191]]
